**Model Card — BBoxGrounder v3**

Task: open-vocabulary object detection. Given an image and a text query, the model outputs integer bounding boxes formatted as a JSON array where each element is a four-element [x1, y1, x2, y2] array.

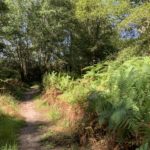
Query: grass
[[35, 98, 49, 109], [0, 94, 24, 150], [0, 144, 17, 150], [47, 105, 62, 122], [60, 119, 71, 128], [0, 114, 23, 149], [35, 98, 62, 122]]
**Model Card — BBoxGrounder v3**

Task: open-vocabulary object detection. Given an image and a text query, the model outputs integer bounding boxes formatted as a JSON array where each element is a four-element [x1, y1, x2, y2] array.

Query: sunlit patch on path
[[18, 88, 49, 150]]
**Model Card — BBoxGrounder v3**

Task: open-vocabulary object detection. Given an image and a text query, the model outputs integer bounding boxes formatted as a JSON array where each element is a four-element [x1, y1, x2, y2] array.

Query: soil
[[18, 88, 48, 150]]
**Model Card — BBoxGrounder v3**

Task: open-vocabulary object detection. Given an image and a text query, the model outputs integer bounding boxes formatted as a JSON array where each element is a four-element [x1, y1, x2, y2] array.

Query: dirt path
[[18, 88, 79, 150], [18, 88, 48, 150]]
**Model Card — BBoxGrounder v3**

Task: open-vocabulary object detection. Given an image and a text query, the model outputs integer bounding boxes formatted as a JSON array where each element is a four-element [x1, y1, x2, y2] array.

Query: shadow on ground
[[22, 87, 41, 101], [19, 119, 82, 150]]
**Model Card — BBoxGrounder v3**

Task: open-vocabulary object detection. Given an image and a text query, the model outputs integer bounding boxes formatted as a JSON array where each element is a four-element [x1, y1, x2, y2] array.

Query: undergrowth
[[86, 57, 150, 149], [43, 57, 150, 149], [0, 79, 28, 100], [43, 72, 90, 104]]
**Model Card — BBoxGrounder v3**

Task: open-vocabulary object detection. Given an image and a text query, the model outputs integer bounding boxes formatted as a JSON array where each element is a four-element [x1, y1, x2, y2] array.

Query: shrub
[[87, 57, 150, 148]]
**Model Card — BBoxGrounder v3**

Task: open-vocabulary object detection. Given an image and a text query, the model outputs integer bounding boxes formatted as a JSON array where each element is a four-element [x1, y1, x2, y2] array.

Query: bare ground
[[18, 88, 49, 150]]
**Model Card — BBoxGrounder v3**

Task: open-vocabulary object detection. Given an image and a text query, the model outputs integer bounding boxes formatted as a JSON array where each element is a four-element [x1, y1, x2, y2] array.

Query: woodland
[[0, 0, 150, 150]]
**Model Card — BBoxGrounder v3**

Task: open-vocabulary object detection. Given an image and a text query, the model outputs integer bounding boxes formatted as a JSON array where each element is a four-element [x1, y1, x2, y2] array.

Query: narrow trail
[[18, 88, 77, 150], [18, 88, 48, 150]]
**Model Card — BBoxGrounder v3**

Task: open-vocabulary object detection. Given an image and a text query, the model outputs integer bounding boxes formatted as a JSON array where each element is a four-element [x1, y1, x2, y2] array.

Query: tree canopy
[[0, 0, 150, 81]]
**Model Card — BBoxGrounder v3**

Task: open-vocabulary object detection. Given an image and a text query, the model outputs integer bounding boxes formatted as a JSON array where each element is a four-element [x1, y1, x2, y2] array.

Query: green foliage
[[43, 72, 74, 92], [43, 56, 150, 148], [0, 1, 8, 13], [0, 144, 17, 150], [87, 57, 150, 148], [75, 0, 130, 21], [136, 143, 149, 150], [61, 83, 89, 104], [0, 114, 23, 149], [43, 72, 90, 104], [48, 105, 62, 122], [0, 94, 17, 112], [0, 79, 27, 100], [117, 45, 139, 61], [118, 1, 150, 59], [0, 94, 24, 150], [0, 68, 20, 80], [1, 0, 122, 79], [119, 2, 150, 29], [1, 0, 150, 148], [43, 56, 150, 147]]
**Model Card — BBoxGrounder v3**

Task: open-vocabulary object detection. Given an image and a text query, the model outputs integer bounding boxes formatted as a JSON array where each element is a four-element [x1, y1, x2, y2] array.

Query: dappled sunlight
[[1, 0, 150, 149], [40, 128, 79, 150], [18, 121, 50, 150]]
